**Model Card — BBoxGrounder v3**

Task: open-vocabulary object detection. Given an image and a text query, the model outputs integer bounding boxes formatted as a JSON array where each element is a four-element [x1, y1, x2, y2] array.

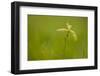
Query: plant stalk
[[63, 32, 69, 57]]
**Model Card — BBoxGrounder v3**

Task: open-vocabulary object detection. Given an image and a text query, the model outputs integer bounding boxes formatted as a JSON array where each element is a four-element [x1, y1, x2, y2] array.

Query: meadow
[[28, 15, 88, 61]]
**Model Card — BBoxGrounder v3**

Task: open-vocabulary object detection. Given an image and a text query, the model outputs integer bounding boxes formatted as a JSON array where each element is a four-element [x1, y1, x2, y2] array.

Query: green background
[[28, 15, 88, 61]]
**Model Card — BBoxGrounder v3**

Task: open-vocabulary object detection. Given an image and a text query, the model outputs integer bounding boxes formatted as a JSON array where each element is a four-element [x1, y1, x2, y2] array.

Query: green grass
[[28, 15, 88, 61]]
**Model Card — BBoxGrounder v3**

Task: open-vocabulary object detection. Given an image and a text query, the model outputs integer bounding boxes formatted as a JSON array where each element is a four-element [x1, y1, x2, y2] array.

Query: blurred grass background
[[28, 15, 88, 61]]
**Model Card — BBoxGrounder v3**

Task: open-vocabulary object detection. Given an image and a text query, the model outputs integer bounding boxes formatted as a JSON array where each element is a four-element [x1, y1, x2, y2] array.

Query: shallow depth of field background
[[28, 15, 88, 61]]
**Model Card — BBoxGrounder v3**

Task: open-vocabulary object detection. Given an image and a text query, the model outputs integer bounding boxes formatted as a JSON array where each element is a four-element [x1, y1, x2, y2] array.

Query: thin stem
[[63, 32, 69, 57], [63, 36, 67, 52]]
